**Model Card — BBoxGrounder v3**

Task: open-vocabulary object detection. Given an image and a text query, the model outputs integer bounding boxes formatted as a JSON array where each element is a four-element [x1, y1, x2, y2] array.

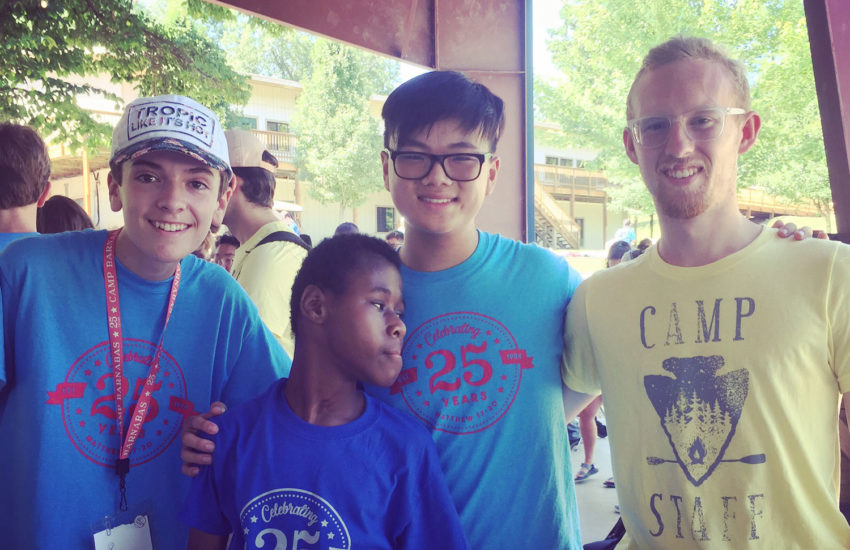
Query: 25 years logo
[[46, 339, 197, 467], [390, 312, 533, 434]]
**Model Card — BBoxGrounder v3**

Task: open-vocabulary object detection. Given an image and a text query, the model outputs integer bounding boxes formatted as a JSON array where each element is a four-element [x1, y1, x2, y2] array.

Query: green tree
[[157, 0, 315, 82], [1, 0, 249, 150], [291, 39, 398, 219], [537, 0, 828, 220]]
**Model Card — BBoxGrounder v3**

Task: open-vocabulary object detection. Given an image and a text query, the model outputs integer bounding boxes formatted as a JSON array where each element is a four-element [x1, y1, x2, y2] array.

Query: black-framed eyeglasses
[[627, 107, 747, 149], [386, 149, 493, 182]]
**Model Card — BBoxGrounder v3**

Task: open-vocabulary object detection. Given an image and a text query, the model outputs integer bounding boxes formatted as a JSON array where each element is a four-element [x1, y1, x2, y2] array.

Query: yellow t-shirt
[[231, 220, 307, 358], [563, 228, 850, 548]]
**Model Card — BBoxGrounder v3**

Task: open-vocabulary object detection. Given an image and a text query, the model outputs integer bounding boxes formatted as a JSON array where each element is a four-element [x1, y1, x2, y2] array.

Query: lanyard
[[103, 229, 181, 511]]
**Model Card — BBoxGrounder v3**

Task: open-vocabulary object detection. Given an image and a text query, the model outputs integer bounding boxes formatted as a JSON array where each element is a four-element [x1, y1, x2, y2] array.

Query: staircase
[[534, 182, 581, 249]]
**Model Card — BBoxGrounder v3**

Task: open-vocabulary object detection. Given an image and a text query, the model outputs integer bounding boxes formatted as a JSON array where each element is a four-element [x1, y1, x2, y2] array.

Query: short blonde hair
[[626, 36, 750, 120]]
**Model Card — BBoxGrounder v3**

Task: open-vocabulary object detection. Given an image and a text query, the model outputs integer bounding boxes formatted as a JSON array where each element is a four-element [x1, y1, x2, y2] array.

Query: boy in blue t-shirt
[[181, 234, 467, 550], [0, 95, 289, 548]]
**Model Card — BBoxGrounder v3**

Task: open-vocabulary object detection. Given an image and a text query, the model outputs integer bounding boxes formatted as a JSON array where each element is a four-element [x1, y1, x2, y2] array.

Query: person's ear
[[213, 178, 234, 227], [737, 112, 761, 155], [484, 155, 500, 196], [36, 180, 51, 207], [299, 284, 327, 324], [107, 171, 123, 212], [381, 150, 391, 191], [624, 128, 639, 165]]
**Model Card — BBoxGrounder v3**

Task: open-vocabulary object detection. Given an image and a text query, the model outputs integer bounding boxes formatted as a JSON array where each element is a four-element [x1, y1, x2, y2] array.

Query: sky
[[532, 0, 563, 80]]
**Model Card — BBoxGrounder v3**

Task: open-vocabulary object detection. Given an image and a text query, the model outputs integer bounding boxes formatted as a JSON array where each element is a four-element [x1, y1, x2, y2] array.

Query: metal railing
[[534, 181, 581, 248], [534, 164, 609, 199], [250, 129, 297, 164]]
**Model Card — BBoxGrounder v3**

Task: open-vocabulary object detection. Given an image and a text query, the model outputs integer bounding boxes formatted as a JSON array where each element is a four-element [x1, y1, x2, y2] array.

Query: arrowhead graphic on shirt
[[644, 355, 749, 486]]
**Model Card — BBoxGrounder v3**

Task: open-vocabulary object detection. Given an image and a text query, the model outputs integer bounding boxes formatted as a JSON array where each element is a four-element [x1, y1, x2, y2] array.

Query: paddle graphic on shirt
[[644, 355, 764, 486]]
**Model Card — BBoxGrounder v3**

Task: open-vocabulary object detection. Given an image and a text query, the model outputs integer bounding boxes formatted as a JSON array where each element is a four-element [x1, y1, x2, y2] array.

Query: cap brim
[[111, 138, 233, 181]]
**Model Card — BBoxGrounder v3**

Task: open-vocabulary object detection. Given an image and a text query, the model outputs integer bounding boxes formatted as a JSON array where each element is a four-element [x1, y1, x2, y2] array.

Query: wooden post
[[81, 146, 91, 215]]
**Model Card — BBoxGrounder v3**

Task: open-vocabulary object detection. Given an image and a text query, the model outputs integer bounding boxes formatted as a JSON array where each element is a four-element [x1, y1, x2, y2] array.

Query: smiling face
[[624, 59, 759, 220], [108, 150, 229, 280], [382, 119, 500, 242], [323, 260, 406, 388]]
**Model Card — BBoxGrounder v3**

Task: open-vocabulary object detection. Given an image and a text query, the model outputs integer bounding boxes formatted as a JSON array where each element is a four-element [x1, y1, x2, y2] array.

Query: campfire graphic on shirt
[[644, 355, 764, 486]]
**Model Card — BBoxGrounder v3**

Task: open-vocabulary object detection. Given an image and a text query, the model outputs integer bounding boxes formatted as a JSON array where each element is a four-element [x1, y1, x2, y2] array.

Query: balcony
[[249, 129, 297, 168], [534, 164, 609, 203]]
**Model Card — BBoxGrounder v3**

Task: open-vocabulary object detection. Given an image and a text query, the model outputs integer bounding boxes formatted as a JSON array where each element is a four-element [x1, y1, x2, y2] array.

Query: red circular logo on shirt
[[47, 340, 191, 467], [392, 312, 534, 434]]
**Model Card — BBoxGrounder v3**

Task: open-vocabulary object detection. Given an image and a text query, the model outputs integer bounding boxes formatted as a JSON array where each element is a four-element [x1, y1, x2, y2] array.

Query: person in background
[[0, 123, 51, 249], [637, 237, 652, 251], [386, 229, 405, 249], [214, 232, 239, 273], [614, 219, 636, 246], [192, 231, 217, 261], [36, 194, 94, 233], [219, 129, 309, 357], [283, 210, 301, 234], [334, 221, 359, 235]]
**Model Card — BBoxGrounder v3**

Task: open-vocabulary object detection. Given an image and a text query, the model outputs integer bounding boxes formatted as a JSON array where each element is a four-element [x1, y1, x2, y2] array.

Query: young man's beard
[[655, 180, 710, 220]]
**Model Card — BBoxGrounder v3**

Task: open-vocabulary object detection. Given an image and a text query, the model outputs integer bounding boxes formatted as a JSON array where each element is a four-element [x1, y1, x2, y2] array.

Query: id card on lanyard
[[95, 229, 180, 546]]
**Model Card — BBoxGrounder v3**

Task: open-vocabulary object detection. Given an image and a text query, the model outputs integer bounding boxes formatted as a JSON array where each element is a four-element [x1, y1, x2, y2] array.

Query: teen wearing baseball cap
[[0, 95, 290, 548]]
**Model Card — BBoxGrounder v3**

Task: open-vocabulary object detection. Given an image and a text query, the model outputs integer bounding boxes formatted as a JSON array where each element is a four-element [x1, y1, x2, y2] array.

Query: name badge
[[91, 505, 153, 550]]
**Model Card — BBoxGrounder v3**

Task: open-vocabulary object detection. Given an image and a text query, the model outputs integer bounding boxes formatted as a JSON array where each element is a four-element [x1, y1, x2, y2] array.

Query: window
[[232, 116, 257, 130], [575, 217, 585, 248], [266, 121, 290, 133], [544, 155, 586, 169], [377, 207, 395, 233]]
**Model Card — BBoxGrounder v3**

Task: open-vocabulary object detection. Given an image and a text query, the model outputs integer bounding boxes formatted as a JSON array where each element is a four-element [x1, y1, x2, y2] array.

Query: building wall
[[237, 78, 302, 130], [290, 183, 400, 243], [556, 200, 628, 250]]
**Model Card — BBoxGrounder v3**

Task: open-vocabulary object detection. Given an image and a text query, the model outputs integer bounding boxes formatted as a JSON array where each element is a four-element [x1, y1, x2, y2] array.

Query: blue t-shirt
[[182, 378, 468, 550], [0, 231, 38, 252], [0, 230, 290, 549], [365, 230, 585, 549]]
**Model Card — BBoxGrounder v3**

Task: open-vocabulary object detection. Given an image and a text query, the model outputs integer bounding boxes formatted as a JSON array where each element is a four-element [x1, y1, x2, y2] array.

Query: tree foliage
[[291, 39, 397, 215], [537, 0, 828, 219], [168, 0, 401, 213], [0, 0, 249, 150]]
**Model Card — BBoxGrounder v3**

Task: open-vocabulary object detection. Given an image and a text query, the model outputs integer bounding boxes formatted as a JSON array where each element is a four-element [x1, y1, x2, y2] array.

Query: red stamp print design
[[391, 312, 533, 434]]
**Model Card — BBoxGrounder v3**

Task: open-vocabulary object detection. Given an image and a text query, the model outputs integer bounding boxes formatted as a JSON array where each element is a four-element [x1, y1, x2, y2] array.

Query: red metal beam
[[805, 0, 850, 242]]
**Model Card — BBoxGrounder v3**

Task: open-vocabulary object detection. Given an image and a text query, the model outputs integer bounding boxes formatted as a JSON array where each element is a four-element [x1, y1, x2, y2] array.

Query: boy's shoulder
[[478, 230, 582, 285], [212, 378, 282, 434], [0, 230, 105, 280], [367, 394, 434, 448], [2, 228, 103, 257], [179, 252, 249, 296], [481, 230, 572, 265]]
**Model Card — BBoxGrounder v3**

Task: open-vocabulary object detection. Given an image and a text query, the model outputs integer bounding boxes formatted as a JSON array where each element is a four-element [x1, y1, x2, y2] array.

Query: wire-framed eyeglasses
[[627, 107, 747, 149], [386, 149, 493, 182]]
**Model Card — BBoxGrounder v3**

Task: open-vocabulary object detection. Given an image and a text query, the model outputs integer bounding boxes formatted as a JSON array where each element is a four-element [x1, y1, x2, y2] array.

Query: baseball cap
[[224, 129, 277, 173], [110, 95, 232, 182]]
